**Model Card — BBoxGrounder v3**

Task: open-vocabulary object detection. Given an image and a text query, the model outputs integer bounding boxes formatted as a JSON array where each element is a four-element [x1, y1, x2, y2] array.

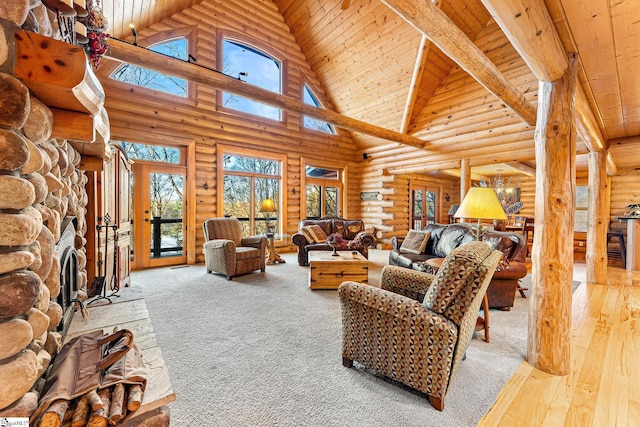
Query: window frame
[[216, 31, 288, 127], [216, 145, 287, 238], [301, 82, 336, 135], [102, 27, 196, 103], [301, 157, 347, 220]]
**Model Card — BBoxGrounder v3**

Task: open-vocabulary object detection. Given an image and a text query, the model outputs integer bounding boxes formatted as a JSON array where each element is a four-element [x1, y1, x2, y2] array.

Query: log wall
[[97, 0, 360, 261]]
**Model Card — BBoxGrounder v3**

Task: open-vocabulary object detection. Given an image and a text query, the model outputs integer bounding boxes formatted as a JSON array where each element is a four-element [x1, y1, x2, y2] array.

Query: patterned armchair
[[202, 218, 267, 280], [338, 241, 502, 411]]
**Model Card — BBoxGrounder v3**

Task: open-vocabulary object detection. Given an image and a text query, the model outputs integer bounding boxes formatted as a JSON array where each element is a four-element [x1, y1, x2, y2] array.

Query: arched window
[[303, 85, 335, 134], [222, 39, 282, 121], [110, 38, 189, 97]]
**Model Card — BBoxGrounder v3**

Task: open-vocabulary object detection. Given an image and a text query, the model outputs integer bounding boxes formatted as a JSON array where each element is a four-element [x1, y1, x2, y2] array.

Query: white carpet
[[131, 250, 531, 426]]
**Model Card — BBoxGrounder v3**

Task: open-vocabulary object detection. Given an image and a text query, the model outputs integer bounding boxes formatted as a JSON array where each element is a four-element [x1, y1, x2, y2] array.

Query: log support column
[[527, 54, 578, 376], [460, 158, 471, 200], [586, 150, 610, 284]]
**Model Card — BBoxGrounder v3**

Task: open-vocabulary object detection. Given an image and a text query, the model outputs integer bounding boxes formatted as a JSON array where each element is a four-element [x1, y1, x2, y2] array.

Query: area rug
[[131, 250, 533, 427]]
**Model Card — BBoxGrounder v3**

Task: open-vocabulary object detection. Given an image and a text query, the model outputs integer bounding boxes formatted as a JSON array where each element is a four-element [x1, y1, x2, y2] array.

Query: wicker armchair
[[202, 218, 267, 280], [338, 241, 502, 411]]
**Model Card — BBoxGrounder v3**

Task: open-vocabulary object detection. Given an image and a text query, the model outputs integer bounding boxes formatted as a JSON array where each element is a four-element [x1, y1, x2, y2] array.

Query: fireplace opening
[[55, 216, 78, 336]]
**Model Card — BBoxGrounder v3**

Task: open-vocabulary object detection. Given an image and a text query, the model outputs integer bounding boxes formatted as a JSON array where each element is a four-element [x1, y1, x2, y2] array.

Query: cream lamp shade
[[454, 187, 507, 240], [259, 198, 277, 213]]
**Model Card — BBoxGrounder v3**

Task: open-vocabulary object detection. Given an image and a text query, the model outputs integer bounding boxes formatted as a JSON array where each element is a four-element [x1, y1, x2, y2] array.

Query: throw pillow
[[399, 230, 431, 254], [301, 224, 328, 243], [423, 241, 491, 314]]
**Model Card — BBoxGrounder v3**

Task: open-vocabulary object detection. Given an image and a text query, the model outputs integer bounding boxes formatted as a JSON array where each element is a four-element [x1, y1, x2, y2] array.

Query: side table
[[266, 233, 285, 265], [424, 257, 490, 343]]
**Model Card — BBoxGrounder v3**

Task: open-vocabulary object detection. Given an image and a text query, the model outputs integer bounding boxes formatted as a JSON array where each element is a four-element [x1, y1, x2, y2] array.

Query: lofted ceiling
[[101, 0, 640, 177]]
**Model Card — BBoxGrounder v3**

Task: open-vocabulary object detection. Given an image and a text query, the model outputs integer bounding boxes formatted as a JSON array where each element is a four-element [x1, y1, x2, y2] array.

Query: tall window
[[222, 39, 282, 121], [575, 186, 588, 232], [221, 152, 283, 236], [110, 38, 189, 97], [303, 85, 335, 134], [305, 165, 341, 219]]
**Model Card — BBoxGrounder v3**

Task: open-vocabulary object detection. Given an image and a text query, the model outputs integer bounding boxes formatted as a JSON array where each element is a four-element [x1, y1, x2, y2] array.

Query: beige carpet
[[130, 250, 530, 426]]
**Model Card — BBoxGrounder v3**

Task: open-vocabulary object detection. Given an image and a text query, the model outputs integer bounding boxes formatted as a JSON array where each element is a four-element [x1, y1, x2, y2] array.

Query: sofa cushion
[[301, 225, 328, 243], [343, 220, 363, 240], [482, 230, 515, 259], [423, 241, 492, 314], [433, 225, 471, 258], [399, 230, 430, 254]]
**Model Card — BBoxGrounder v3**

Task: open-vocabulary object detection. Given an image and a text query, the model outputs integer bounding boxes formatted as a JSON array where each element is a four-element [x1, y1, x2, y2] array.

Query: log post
[[527, 53, 578, 376], [460, 159, 471, 201], [586, 150, 609, 284]]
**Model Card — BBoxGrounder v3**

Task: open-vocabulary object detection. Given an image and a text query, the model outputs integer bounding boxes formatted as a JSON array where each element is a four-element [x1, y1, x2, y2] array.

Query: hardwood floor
[[478, 265, 640, 426]]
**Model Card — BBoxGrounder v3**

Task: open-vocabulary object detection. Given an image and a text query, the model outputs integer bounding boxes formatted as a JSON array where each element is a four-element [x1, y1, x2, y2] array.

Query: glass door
[[132, 163, 187, 268], [411, 186, 439, 230]]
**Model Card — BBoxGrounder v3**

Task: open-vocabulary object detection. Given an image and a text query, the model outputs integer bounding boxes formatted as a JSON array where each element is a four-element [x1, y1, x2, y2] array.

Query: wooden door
[[132, 163, 187, 269]]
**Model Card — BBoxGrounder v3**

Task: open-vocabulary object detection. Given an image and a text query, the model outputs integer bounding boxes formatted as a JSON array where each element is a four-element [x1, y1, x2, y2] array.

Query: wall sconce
[[129, 23, 138, 46], [445, 193, 450, 202]]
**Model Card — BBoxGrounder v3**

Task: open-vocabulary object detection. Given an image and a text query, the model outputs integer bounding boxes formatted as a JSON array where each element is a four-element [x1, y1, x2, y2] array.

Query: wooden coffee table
[[308, 251, 368, 290]]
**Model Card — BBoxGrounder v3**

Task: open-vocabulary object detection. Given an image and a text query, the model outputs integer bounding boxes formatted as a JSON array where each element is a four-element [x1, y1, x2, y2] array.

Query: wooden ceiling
[[101, 0, 640, 175]]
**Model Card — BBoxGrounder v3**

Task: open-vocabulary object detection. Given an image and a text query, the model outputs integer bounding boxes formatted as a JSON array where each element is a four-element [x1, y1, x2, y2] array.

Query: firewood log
[[88, 388, 110, 427], [85, 389, 103, 412], [39, 398, 69, 427], [126, 385, 143, 412], [87, 407, 107, 427], [98, 388, 111, 413], [108, 383, 126, 425], [71, 394, 91, 427]]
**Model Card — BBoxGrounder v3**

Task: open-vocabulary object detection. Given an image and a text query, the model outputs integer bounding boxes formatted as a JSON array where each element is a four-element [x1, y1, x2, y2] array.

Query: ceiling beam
[[481, 0, 608, 158], [480, 0, 567, 82], [400, 35, 429, 134], [386, 159, 462, 174], [379, 0, 537, 126], [506, 161, 536, 176], [104, 38, 430, 149], [574, 84, 606, 152]]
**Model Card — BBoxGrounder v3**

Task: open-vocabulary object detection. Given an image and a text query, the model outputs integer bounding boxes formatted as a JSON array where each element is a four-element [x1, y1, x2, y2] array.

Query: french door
[[411, 185, 439, 230], [132, 163, 187, 269]]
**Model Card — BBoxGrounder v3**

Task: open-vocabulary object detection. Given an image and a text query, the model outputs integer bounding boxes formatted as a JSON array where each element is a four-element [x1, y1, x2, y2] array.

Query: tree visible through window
[[303, 85, 335, 134], [222, 153, 282, 236], [110, 38, 188, 97], [305, 166, 340, 219], [222, 39, 282, 121]]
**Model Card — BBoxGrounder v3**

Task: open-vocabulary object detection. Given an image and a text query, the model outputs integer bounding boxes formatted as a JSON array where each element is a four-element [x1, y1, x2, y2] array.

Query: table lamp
[[454, 187, 507, 240], [259, 198, 277, 236]]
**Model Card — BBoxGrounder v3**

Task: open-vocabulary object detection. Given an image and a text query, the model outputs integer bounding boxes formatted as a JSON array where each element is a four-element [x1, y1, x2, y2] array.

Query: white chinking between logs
[[0, 72, 90, 418]]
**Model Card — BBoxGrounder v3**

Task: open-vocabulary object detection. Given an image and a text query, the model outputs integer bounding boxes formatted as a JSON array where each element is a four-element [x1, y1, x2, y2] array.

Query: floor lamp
[[453, 187, 508, 240], [259, 199, 285, 265]]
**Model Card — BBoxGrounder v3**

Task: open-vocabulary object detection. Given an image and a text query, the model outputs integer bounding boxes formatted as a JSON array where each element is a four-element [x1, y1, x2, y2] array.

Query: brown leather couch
[[389, 223, 527, 309], [292, 216, 375, 266]]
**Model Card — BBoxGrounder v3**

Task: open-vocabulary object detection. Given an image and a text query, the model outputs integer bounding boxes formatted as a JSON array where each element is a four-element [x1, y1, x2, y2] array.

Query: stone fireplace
[[0, 14, 101, 417]]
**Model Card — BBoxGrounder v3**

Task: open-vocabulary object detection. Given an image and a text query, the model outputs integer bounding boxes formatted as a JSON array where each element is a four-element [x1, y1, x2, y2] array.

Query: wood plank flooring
[[478, 266, 640, 426]]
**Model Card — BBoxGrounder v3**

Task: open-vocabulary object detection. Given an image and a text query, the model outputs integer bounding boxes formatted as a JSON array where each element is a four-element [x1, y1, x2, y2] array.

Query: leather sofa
[[389, 223, 527, 309], [292, 216, 375, 266]]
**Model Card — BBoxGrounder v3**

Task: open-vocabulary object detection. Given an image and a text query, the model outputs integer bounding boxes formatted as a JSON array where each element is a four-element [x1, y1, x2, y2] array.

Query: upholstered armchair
[[338, 241, 502, 411], [202, 218, 267, 280]]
